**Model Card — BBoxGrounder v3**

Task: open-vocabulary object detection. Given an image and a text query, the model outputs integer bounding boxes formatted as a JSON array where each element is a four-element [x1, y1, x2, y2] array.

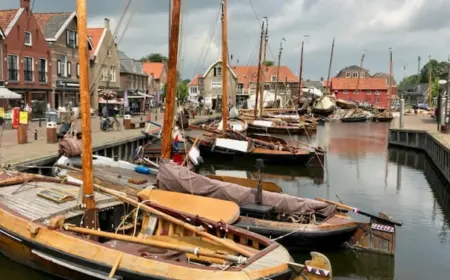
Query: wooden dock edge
[[389, 128, 450, 183]]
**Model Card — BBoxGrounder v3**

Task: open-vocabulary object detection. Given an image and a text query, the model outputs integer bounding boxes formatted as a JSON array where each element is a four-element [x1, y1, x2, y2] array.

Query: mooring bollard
[[399, 98, 404, 128], [123, 114, 131, 130], [46, 121, 57, 144], [34, 129, 38, 140]]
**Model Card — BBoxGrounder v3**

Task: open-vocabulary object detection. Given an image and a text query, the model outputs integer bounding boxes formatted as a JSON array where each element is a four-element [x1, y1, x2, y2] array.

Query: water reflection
[[389, 148, 450, 245]]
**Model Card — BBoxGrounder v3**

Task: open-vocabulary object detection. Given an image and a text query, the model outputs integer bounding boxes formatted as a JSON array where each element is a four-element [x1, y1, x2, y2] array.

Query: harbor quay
[[389, 115, 450, 183], [0, 113, 219, 170]]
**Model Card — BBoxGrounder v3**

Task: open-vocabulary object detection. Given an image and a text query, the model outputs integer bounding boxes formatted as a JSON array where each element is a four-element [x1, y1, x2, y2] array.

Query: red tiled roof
[[232, 65, 298, 89], [188, 74, 200, 86], [87, 27, 104, 58], [330, 77, 388, 90], [0, 9, 19, 33], [143, 62, 164, 79]]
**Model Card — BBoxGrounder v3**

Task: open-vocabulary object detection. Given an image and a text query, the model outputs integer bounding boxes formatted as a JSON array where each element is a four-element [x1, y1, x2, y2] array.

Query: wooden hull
[[340, 116, 368, 123], [311, 107, 335, 117], [373, 117, 393, 122], [235, 216, 359, 251], [336, 100, 356, 109], [197, 143, 324, 166], [247, 124, 307, 135]]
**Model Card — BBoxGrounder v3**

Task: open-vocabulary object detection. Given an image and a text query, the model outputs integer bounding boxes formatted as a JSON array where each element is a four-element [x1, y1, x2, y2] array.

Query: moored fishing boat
[[311, 96, 336, 116], [373, 48, 395, 123], [0, 169, 331, 280], [335, 99, 356, 109], [340, 115, 368, 123]]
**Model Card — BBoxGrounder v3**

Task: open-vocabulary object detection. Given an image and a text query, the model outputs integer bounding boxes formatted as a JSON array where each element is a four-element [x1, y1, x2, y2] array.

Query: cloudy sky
[[3, 0, 450, 81]]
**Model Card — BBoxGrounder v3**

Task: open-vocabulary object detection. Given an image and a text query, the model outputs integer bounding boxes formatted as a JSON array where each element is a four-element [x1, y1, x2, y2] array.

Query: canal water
[[1, 122, 450, 279]]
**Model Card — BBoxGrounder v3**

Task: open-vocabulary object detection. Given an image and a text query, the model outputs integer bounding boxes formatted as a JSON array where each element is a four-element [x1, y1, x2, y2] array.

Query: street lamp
[[438, 79, 447, 132]]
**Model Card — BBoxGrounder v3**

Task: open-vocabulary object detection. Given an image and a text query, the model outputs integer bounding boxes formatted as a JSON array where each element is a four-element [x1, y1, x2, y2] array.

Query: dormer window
[[24, 31, 32, 46], [217, 67, 222, 76], [345, 72, 351, 78], [271, 75, 277, 82], [352, 72, 358, 78]]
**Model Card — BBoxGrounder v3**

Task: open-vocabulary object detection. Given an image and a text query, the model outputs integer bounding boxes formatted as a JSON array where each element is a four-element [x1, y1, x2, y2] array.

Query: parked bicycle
[[101, 116, 122, 131]]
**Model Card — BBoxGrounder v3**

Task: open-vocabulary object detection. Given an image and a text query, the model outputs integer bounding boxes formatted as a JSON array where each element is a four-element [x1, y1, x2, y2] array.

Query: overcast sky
[[3, 0, 450, 81]]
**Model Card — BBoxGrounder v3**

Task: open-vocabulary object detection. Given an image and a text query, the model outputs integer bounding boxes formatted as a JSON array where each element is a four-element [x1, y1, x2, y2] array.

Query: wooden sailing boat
[[185, 16, 323, 165], [0, 1, 334, 279], [373, 48, 394, 122]]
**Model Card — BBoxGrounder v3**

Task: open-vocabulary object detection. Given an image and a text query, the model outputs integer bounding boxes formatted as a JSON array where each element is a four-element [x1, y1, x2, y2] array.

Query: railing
[[8, 69, 18, 81]]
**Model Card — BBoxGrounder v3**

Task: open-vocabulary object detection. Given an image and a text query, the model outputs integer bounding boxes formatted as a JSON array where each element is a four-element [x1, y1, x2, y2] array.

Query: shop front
[[55, 81, 80, 109]]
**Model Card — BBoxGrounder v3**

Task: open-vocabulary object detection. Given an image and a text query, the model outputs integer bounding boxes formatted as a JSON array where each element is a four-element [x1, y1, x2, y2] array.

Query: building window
[[67, 62, 72, 77], [66, 30, 77, 48], [7, 55, 19, 81], [23, 57, 33, 82], [76, 63, 80, 77], [38, 59, 47, 83], [211, 81, 222, 88], [367, 90, 372, 95], [375, 90, 380, 95], [217, 67, 222, 76], [58, 56, 67, 77], [191, 87, 197, 94], [345, 72, 351, 78], [343, 90, 348, 95], [102, 67, 108, 81], [271, 75, 277, 82], [57, 60, 61, 76], [352, 72, 358, 78], [110, 67, 116, 82], [24, 31, 32, 46], [353, 90, 358, 95]]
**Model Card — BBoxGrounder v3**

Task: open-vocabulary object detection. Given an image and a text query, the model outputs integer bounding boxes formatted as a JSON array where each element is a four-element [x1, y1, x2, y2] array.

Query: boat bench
[[241, 203, 274, 219]]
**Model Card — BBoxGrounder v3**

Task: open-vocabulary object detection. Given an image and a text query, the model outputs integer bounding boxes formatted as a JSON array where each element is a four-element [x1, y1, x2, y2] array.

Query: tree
[[183, 79, 191, 85], [398, 74, 419, 89], [176, 82, 188, 102], [141, 53, 168, 62], [419, 59, 450, 83], [263, 60, 274, 67]]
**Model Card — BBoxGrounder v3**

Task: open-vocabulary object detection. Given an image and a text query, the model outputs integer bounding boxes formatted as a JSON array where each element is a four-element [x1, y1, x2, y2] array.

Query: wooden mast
[[387, 48, 393, 114], [76, 0, 96, 226], [262, 17, 268, 63], [161, 0, 181, 159], [325, 38, 335, 95], [354, 52, 365, 96], [253, 20, 265, 118], [274, 38, 284, 108], [297, 40, 304, 105], [221, 0, 228, 130]]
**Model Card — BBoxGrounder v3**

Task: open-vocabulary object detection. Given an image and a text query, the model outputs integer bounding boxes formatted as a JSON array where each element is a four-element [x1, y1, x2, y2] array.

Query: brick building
[[0, 0, 52, 118]]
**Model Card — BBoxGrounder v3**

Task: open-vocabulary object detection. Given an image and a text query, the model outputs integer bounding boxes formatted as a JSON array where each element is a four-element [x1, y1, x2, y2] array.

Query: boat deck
[[93, 166, 157, 189], [0, 182, 118, 221], [244, 245, 292, 271]]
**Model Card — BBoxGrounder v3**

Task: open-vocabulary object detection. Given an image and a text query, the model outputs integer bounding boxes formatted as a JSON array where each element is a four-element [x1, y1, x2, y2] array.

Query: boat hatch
[[37, 188, 75, 204]]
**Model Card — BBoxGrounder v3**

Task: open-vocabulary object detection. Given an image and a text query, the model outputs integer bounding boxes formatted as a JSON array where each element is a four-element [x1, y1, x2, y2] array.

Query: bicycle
[[101, 116, 122, 131]]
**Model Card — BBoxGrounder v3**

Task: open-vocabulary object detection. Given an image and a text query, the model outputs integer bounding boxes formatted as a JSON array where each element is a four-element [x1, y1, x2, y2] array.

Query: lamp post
[[438, 79, 447, 132]]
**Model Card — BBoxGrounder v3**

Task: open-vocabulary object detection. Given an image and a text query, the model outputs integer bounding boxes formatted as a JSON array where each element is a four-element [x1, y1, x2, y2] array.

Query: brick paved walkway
[[390, 115, 450, 146], [0, 113, 218, 166]]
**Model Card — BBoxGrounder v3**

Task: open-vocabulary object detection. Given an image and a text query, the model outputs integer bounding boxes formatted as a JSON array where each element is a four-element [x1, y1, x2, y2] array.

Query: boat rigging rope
[[196, 2, 222, 73], [116, 0, 140, 46]]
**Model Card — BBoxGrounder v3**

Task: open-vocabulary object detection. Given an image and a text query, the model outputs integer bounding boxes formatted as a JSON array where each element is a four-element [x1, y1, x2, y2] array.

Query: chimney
[[20, 0, 30, 9], [104, 18, 110, 29]]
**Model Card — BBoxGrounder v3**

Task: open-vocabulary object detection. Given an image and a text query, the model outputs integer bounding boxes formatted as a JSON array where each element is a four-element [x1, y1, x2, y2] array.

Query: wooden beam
[[221, 0, 228, 130]]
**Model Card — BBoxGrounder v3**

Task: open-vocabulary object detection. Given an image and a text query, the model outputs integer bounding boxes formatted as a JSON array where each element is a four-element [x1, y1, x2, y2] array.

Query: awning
[[99, 97, 123, 104], [136, 91, 153, 98], [0, 87, 22, 99]]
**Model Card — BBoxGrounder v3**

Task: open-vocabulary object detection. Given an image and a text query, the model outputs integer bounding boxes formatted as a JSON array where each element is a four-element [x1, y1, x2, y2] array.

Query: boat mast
[[274, 38, 285, 108], [221, 0, 228, 130], [428, 55, 432, 106], [325, 38, 335, 95], [262, 17, 268, 63], [253, 20, 265, 118], [354, 52, 365, 96], [161, 0, 181, 159], [76, 0, 96, 226], [387, 48, 393, 114], [297, 40, 304, 105]]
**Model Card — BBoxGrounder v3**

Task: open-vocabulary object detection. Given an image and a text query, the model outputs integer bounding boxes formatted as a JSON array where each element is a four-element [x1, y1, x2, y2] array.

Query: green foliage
[[141, 53, 168, 62], [176, 82, 188, 101], [432, 77, 440, 99], [398, 74, 420, 89], [399, 59, 450, 89], [183, 79, 191, 85], [263, 60, 274, 67]]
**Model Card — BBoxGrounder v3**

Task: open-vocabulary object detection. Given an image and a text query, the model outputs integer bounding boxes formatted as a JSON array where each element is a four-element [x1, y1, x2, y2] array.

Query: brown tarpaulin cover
[[59, 137, 82, 157], [157, 159, 336, 217]]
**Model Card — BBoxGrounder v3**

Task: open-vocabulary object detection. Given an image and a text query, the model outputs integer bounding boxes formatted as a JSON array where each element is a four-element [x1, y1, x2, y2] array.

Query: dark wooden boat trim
[[340, 116, 368, 123], [247, 124, 307, 135]]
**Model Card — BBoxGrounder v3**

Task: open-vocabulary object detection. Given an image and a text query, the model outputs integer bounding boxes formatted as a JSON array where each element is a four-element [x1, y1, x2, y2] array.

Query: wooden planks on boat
[[0, 182, 114, 221], [244, 245, 291, 271]]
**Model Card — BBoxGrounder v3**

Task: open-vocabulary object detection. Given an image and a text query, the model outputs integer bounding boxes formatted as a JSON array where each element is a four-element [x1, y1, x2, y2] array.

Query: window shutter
[[75, 32, 78, 47], [67, 62, 71, 76], [66, 30, 70, 46]]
